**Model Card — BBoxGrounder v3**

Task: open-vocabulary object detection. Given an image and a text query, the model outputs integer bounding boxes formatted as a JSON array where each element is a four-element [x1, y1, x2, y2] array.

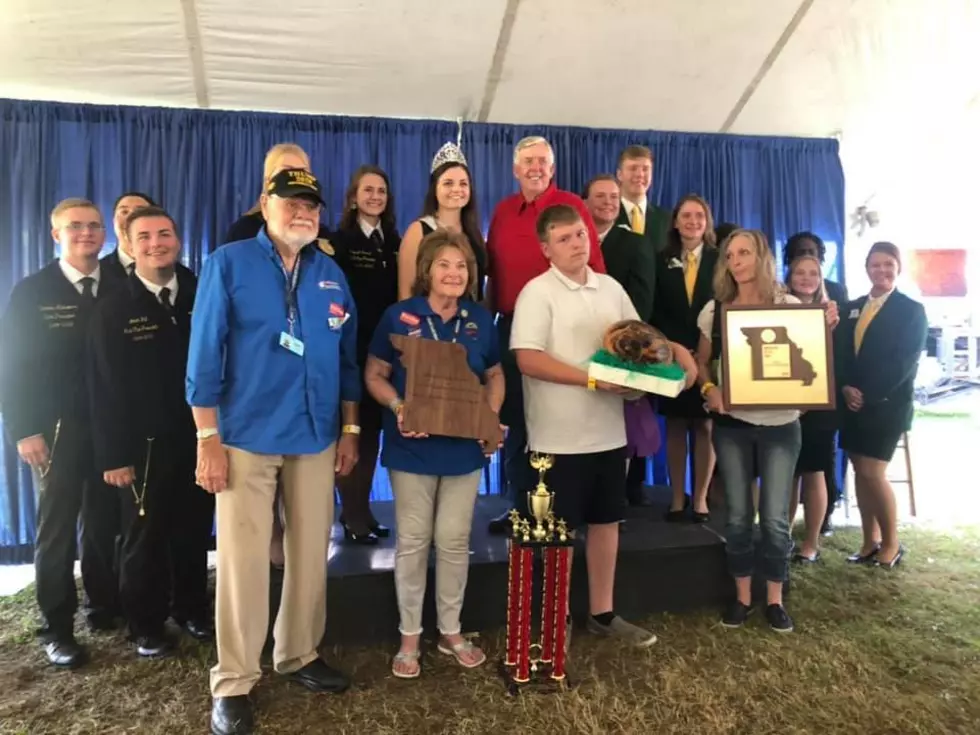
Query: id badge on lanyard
[[278, 256, 305, 356], [426, 316, 461, 343]]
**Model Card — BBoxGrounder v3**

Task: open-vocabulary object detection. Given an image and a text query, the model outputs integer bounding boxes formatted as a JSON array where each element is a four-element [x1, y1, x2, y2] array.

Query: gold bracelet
[[700, 381, 716, 398], [341, 424, 361, 435], [586, 376, 597, 392]]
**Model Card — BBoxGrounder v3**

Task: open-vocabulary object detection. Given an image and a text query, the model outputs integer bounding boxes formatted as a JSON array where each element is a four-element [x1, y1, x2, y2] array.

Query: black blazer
[[86, 270, 197, 472], [331, 224, 401, 367], [600, 224, 656, 322], [837, 290, 927, 431], [651, 246, 720, 350], [615, 201, 671, 254], [824, 278, 848, 309], [0, 262, 116, 443], [100, 248, 195, 284]]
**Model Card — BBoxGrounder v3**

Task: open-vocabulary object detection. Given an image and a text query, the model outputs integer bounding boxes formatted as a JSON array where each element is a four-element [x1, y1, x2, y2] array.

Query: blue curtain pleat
[[0, 99, 845, 562]]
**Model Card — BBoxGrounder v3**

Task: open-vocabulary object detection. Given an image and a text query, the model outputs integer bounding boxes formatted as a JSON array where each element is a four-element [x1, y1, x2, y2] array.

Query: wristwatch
[[196, 427, 219, 441], [388, 397, 404, 413], [341, 424, 361, 435]]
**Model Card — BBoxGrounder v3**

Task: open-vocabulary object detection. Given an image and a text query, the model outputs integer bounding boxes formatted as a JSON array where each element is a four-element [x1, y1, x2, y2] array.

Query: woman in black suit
[[838, 241, 927, 568], [332, 165, 401, 544], [651, 194, 719, 522]]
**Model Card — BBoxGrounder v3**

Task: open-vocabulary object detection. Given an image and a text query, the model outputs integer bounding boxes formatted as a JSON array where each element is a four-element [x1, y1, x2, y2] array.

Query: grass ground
[[1, 526, 979, 735]]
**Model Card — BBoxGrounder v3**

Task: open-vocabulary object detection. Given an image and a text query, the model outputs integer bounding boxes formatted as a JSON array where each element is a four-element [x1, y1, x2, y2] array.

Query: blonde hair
[[787, 254, 826, 302], [513, 136, 554, 165], [50, 198, 101, 228], [246, 143, 311, 214], [412, 230, 479, 301], [713, 229, 780, 304]]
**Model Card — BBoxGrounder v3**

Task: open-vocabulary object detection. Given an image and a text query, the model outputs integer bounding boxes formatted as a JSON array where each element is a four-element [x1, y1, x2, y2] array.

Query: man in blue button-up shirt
[[187, 169, 360, 735]]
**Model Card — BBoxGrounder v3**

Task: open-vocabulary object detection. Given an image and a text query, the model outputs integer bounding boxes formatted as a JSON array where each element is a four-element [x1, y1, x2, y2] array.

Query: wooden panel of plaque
[[390, 334, 503, 447]]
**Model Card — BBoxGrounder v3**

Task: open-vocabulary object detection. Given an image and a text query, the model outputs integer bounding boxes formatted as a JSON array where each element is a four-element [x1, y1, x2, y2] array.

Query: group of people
[[0, 135, 927, 735]]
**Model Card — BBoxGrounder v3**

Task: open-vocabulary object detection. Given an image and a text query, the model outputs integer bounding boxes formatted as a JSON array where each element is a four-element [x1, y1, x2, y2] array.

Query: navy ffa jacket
[[87, 269, 197, 473], [0, 262, 114, 444], [837, 290, 927, 431], [651, 245, 720, 351]]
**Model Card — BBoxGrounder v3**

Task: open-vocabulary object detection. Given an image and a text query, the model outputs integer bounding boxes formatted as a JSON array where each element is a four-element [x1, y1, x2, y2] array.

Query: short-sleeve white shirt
[[510, 265, 640, 454]]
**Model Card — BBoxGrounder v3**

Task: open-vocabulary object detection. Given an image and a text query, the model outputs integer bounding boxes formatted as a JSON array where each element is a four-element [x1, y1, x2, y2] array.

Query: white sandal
[[436, 638, 486, 669], [391, 649, 421, 679]]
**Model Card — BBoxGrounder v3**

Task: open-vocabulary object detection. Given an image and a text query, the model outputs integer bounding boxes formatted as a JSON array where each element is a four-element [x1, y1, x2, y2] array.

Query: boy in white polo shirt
[[511, 204, 697, 646]]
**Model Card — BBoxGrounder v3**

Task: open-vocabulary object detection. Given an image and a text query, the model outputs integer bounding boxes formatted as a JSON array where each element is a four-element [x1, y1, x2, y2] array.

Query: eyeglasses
[[64, 223, 106, 232]]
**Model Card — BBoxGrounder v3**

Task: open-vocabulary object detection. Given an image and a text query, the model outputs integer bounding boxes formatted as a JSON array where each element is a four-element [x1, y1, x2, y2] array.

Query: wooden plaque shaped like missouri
[[390, 334, 503, 447]]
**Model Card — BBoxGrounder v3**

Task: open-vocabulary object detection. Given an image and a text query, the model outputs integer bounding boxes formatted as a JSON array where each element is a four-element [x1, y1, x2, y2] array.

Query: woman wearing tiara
[[398, 143, 489, 303]]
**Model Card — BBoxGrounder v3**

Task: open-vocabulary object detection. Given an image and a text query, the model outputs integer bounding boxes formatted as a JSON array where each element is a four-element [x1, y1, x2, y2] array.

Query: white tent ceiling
[[2, 0, 979, 245], [1, 0, 976, 137]]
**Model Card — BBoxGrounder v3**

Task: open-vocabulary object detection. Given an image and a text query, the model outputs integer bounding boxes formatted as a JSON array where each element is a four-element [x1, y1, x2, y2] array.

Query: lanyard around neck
[[425, 315, 461, 343], [278, 253, 301, 334]]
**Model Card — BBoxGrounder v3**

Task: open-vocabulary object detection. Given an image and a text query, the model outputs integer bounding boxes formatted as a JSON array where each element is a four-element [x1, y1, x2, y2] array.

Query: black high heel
[[846, 542, 881, 564], [874, 545, 905, 569], [341, 521, 379, 545]]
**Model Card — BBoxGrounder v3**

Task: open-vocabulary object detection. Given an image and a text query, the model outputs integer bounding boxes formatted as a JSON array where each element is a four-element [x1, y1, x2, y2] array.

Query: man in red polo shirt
[[486, 135, 606, 533]]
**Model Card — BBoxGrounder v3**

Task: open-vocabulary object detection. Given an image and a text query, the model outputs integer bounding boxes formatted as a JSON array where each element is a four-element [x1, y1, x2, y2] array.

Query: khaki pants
[[210, 444, 336, 698], [390, 469, 481, 636]]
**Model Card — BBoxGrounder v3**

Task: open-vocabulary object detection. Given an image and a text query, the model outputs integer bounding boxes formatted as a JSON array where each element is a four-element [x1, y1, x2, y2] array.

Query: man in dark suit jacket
[[614, 145, 672, 254], [88, 206, 213, 658], [783, 231, 848, 533], [101, 192, 196, 285], [0, 198, 122, 667], [583, 175, 656, 321]]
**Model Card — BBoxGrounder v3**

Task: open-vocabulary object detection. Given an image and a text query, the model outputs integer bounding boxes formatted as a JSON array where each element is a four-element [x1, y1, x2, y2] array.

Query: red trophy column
[[515, 545, 534, 683], [540, 546, 557, 664], [505, 541, 521, 667], [551, 546, 571, 681]]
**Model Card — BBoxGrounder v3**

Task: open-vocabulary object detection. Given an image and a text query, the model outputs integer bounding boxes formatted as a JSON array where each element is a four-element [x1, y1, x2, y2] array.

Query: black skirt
[[840, 408, 904, 463], [658, 384, 708, 420]]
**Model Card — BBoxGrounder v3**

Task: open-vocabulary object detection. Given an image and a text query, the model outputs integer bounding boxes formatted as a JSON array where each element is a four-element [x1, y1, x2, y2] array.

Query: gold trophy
[[502, 452, 572, 692], [527, 453, 555, 541]]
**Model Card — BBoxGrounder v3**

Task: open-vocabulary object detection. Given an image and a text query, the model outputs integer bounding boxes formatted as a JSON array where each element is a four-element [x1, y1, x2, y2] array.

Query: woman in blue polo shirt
[[365, 230, 504, 679]]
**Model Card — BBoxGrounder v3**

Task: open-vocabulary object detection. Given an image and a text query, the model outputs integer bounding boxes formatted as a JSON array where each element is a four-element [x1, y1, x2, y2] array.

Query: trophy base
[[498, 659, 576, 696]]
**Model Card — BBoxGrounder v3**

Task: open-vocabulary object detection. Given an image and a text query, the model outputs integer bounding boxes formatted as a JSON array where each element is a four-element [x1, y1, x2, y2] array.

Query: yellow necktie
[[631, 205, 644, 235], [684, 251, 698, 304], [854, 300, 882, 353]]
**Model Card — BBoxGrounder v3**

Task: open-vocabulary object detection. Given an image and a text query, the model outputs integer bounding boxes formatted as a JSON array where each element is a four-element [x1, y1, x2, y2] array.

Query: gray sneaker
[[586, 615, 657, 647]]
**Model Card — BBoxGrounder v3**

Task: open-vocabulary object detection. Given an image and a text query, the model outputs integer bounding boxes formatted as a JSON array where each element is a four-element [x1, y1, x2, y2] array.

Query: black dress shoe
[[846, 543, 881, 564], [177, 617, 215, 641], [44, 638, 87, 668], [341, 522, 379, 545], [369, 521, 391, 538], [135, 634, 172, 658], [488, 510, 513, 535], [211, 695, 254, 735], [287, 658, 350, 693]]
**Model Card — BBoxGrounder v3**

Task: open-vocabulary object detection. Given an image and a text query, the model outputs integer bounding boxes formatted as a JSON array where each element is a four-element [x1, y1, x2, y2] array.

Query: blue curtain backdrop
[[0, 99, 845, 562]]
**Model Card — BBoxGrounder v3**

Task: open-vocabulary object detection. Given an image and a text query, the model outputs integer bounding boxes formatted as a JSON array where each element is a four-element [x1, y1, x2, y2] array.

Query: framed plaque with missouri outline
[[719, 303, 835, 411]]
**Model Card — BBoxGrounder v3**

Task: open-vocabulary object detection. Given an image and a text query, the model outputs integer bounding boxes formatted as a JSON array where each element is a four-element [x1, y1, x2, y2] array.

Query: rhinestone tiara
[[431, 142, 468, 173]]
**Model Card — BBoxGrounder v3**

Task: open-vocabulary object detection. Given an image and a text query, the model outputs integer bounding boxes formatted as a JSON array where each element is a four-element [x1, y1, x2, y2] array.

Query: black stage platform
[[270, 486, 742, 645]]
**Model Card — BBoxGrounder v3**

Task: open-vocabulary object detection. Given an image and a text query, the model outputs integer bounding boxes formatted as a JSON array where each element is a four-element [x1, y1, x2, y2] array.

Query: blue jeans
[[713, 419, 801, 583]]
